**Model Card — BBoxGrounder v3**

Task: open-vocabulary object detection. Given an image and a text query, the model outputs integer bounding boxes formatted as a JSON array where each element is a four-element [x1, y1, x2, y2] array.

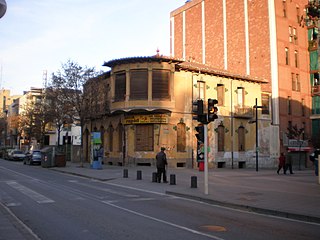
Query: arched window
[[238, 126, 245, 152], [177, 122, 186, 152], [217, 124, 225, 152], [108, 124, 114, 152]]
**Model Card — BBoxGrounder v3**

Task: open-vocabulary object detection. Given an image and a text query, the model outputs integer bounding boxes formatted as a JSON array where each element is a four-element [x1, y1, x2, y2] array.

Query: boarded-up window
[[152, 70, 170, 100], [217, 84, 225, 106], [238, 126, 245, 152], [218, 125, 225, 152], [177, 123, 186, 152], [108, 125, 114, 152], [115, 72, 126, 102], [261, 94, 270, 115], [118, 124, 123, 152], [130, 70, 148, 100], [135, 124, 154, 151]]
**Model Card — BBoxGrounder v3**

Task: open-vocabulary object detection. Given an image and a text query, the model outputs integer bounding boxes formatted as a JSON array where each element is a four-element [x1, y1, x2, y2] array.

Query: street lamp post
[[250, 98, 263, 172], [0, 0, 7, 19]]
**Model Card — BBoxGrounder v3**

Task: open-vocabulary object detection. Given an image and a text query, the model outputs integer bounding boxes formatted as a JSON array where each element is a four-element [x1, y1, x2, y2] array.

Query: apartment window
[[217, 124, 225, 152], [152, 70, 170, 100], [296, 74, 300, 91], [237, 87, 245, 107], [108, 125, 114, 152], [294, 50, 299, 68], [261, 94, 270, 115], [177, 122, 186, 152], [285, 48, 289, 65], [293, 28, 298, 44], [291, 73, 295, 91], [283, 1, 287, 17], [238, 126, 245, 152], [301, 98, 305, 117], [288, 96, 292, 115], [288, 121, 292, 131], [130, 70, 148, 100], [296, 7, 300, 23], [135, 124, 154, 151], [289, 26, 292, 42], [114, 72, 126, 102], [217, 84, 225, 106], [194, 81, 205, 100]]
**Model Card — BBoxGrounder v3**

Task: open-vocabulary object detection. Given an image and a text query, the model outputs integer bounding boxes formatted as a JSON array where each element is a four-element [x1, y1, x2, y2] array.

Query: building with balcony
[[170, 0, 313, 167], [83, 55, 275, 169], [306, 0, 320, 148]]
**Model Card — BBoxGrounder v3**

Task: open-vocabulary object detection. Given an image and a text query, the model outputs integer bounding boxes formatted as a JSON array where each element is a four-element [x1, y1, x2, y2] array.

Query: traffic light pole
[[204, 124, 209, 195]]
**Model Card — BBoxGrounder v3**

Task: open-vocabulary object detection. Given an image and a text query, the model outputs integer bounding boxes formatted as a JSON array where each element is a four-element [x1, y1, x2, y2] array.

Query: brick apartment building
[[170, 0, 315, 166]]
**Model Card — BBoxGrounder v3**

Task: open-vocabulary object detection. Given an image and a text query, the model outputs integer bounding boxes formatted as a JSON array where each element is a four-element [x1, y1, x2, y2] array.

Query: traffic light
[[195, 125, 204, 143], [208, 98, 218, 122], [192, 99, 204, 122]]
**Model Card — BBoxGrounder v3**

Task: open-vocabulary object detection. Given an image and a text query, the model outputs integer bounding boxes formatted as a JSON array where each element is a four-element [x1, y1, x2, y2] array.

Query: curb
[[166, 191, 320, 225]]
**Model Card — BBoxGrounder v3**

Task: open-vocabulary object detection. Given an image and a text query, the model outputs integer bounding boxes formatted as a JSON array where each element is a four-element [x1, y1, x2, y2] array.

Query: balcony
[[312, 85, 320, 95], [234, 105, 253, 119]]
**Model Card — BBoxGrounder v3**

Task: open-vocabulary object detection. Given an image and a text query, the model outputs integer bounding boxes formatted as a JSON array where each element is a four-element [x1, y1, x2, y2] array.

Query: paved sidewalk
[[52, 162, 320, 224]]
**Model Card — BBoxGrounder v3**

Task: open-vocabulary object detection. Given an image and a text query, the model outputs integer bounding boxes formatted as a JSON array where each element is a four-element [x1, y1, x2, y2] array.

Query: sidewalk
[[52, 162, 320, 224]]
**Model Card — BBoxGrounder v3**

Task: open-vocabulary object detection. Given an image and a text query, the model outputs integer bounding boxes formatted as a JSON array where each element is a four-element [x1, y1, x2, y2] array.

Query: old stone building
[[83, 55, 274, 169]]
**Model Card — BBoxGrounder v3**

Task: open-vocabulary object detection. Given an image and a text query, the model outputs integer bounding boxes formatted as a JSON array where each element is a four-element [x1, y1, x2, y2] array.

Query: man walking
[[156, 147, 168, 183]]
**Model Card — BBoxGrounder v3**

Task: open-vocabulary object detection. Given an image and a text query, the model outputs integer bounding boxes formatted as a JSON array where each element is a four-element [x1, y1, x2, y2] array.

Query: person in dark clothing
[[277, 153, 286, 174], [284, 154, 294, 174], [156, 147, 168, 183]]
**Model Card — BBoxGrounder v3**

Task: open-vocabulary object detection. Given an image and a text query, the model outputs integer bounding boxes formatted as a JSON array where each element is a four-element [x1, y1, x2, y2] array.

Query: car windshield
[[33, 152, 41, 157], [13, 151, 23, 154]]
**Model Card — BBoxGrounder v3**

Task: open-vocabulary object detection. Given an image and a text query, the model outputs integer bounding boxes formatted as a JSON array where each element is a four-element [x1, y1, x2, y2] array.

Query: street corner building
[[82, 55, 277, 169]]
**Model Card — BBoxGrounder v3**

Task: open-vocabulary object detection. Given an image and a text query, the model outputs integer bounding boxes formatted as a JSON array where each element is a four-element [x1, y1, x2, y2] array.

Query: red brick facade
[[170, 0, 311, 153]]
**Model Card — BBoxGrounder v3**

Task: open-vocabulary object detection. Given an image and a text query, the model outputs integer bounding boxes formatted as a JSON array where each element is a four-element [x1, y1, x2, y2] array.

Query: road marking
[[73, 181, 140, 198], [6, 181, 55, 204], [102, 201, 225, 240]]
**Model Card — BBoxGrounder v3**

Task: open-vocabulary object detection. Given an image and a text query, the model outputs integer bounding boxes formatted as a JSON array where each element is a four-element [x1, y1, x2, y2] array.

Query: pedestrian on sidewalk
[[156, 147, 168, 183], [277, 152, 286, 174], [284, 154, 294, 174]]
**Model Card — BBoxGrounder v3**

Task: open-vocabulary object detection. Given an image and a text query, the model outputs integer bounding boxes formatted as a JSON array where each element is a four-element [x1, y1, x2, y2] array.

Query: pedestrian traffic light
[[208, 98, 218, 122], [195, 125, 204, 143], [192, 99, 204, 122]]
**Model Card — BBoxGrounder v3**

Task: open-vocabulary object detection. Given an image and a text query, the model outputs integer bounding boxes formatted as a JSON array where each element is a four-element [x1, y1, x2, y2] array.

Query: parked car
[[4, 148, 15, 160], [24, 150, 42, 165], [11, 150, 26, 161]]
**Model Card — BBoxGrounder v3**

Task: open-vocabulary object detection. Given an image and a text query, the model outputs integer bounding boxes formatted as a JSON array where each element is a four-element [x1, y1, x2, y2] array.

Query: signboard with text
[[124, 114, 168, 125]]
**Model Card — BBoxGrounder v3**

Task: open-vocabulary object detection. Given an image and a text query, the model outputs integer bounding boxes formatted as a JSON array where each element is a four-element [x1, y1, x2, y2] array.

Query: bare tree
[[49, 60, 101, 147]]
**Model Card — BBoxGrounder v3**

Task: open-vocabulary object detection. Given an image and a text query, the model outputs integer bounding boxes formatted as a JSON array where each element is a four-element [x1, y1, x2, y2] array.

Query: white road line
[[6, 181, 55, 204], [102, 201, 225, 240]]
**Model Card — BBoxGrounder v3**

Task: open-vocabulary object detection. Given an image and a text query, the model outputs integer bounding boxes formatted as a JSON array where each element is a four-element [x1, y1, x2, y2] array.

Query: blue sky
[[0, 0, 184, 95]]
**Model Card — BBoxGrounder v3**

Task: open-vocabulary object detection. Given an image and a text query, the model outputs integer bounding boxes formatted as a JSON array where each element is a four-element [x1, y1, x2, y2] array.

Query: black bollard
[[123, 169, 128, 178], [137, 170, 142, 180], [170, 174, 176, 185], [191, 176, 197, 188], [152, 172, 157, 182]]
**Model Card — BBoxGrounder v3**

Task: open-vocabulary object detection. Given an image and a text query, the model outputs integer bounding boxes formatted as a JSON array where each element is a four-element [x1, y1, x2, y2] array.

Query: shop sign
[[124, 114, 168, 124]]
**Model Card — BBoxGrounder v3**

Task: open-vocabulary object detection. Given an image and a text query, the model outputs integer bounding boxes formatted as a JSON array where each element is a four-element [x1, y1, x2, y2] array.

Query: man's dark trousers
[[157, 167, 167, 183]]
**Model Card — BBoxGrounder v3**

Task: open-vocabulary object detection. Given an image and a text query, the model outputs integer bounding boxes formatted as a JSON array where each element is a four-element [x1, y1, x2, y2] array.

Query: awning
[[287, 147, 311, 152]]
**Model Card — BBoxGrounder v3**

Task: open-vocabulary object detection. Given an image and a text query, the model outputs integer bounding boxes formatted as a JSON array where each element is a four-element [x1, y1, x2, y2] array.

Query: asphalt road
[[0, 160, 319, 240]]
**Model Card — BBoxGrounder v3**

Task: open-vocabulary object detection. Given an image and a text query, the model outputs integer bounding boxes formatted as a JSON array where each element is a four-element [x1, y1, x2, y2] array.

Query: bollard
[[152, 172, 158, 182], [137, 170, 142, 180], [123, 169, 128, 178], [170, 174, 176, 185], [191, 176, 197, 188]]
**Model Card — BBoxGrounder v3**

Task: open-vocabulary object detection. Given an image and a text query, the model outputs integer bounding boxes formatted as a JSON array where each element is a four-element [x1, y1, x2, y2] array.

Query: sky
[[0, 0, 185, 95]]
